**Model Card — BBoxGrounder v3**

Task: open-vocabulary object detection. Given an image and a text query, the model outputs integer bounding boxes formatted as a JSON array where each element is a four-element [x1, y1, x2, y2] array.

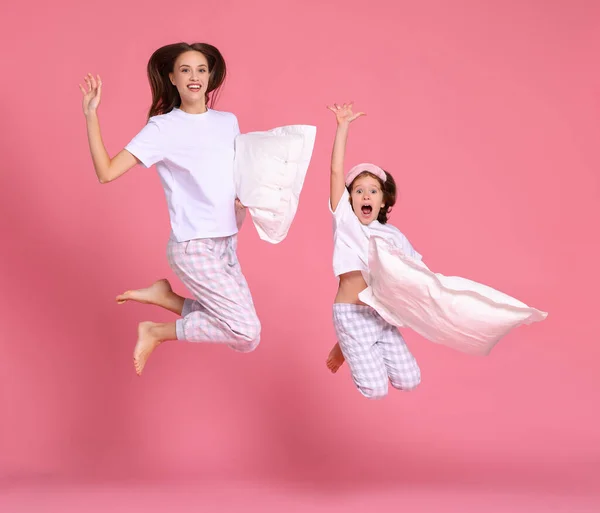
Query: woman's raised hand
[[79, 73, 103, 116]]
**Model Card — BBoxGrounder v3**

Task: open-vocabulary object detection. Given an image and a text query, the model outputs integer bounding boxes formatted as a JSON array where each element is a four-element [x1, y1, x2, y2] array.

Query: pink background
[[1, 0, 599, 510]]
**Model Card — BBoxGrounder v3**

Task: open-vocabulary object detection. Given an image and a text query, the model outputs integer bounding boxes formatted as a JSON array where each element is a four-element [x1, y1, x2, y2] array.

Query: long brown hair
[[348, 170, 397, 224], [146, 42, 227, 118]]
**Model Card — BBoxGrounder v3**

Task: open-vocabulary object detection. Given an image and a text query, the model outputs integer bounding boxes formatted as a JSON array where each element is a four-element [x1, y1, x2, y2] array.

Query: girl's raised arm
[[327, 102, 365, 211]]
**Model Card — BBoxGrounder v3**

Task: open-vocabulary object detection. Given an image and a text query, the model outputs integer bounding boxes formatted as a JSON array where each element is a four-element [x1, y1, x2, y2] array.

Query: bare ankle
[[142, 321, 176, 343], [147, 323, 163, 340]]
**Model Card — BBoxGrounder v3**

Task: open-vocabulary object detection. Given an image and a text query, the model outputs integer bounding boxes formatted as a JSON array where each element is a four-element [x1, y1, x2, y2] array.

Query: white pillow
[[358, 236, 548, 356], [234, 125, 316, 244]]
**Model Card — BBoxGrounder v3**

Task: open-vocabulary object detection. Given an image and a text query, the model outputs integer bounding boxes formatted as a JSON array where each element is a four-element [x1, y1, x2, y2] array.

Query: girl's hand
[[235, 198, 245, 210], [327, 102, 365, 125], [79, 73, 103, 117]]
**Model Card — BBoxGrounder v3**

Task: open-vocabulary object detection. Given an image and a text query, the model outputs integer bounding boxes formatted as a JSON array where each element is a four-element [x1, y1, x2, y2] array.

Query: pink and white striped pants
[[167, 235, 260, 353]]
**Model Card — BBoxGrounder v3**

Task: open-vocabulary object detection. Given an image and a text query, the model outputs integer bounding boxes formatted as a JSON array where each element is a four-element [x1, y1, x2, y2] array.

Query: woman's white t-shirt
[[125, 108, 240, 242], [331, 189, 422, 277]]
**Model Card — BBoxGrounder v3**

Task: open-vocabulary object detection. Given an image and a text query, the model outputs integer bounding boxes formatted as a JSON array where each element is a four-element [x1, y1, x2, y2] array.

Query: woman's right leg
[[117, 236, 260, 353], [167, 236, 261, 353]]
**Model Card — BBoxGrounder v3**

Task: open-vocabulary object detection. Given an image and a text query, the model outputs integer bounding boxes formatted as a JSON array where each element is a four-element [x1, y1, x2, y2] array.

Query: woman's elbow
[[98, 175, 114, 184], [97, 170, 117, 184]]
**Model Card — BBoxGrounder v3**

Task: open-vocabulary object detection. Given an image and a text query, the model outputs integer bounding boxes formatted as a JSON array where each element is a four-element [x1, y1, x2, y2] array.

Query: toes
[[116, 292, 131, 303], [133, 356, 142, 375]]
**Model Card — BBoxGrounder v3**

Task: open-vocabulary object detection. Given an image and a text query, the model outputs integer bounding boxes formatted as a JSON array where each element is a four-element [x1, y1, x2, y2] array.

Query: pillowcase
[[358, 236, 548, 356], [234, 125, 316, 244]]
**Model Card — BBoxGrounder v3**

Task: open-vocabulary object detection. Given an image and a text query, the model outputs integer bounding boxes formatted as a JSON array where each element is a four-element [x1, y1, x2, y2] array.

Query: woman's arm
[[80, 74, 138, 183], [235, 198, 247, 230]]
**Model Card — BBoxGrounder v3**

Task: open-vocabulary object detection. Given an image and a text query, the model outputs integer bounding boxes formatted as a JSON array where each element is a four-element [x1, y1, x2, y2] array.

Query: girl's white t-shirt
[[125, 108, 240, 242], [330, 189, 422, 277]]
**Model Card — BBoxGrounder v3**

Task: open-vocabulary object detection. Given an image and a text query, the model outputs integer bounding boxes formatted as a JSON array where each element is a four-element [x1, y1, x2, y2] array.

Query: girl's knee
[[358, 382, 389, 400], [390, 365, 421, 391]]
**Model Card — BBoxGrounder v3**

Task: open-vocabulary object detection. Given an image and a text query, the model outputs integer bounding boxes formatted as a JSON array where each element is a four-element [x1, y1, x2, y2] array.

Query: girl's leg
[[116, 279, 185, 315], [326, 342, 345, 373], [168, 236, 261, 353], [378, 320, 421, 391], [333, 304, 388, 399]]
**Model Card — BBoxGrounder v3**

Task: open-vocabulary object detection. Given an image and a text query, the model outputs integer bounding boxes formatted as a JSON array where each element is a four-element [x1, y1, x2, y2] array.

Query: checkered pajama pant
[[167, 235, 261, 353], [333, 303, 421, 399]]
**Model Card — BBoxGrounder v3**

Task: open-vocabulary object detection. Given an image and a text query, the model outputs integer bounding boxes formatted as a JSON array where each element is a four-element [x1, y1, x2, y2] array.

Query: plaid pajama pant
[[333, 303, 421, 399], [167, 235, 261, 353]]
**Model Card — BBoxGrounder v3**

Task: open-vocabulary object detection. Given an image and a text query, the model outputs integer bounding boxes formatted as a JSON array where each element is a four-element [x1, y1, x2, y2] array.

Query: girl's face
[[169, 51, 210, 108], [350, 173, 385, 225]]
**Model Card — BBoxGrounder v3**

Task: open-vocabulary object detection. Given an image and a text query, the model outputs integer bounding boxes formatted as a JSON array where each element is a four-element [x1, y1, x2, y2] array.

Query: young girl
[[79, 42, 260, 376], [325, 102, 422, 399]]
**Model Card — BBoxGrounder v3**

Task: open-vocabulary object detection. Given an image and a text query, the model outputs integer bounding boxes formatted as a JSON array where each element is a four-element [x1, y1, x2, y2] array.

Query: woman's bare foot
[[132, 321, 177, 376], [133, 322, 162, 376], [117, 279, 173, 305], [117, 279, 185, 315], [326, 343, 346, 373]]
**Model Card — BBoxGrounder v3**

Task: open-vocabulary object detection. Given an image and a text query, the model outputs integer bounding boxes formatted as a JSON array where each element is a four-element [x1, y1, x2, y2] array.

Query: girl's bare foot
[[117, 279, 173, 305], [326, 343, 346, 373], [133, 322, 163, 376]]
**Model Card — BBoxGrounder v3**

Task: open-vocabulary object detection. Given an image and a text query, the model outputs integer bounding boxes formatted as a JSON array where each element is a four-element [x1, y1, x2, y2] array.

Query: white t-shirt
[[330, 188, 422, 277], [125, 108, 240, 242]]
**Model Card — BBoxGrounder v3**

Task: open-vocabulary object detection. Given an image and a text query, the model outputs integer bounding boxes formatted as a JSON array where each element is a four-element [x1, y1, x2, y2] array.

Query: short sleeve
[[232, 114, 241, 137], [124, 119, 163, 168], [329, 188, 352, 220], [406, 242, 423, 261]]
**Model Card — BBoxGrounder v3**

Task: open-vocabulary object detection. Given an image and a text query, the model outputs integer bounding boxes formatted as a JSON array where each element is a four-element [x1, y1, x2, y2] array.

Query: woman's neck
[[179, 101, 208, 114]]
